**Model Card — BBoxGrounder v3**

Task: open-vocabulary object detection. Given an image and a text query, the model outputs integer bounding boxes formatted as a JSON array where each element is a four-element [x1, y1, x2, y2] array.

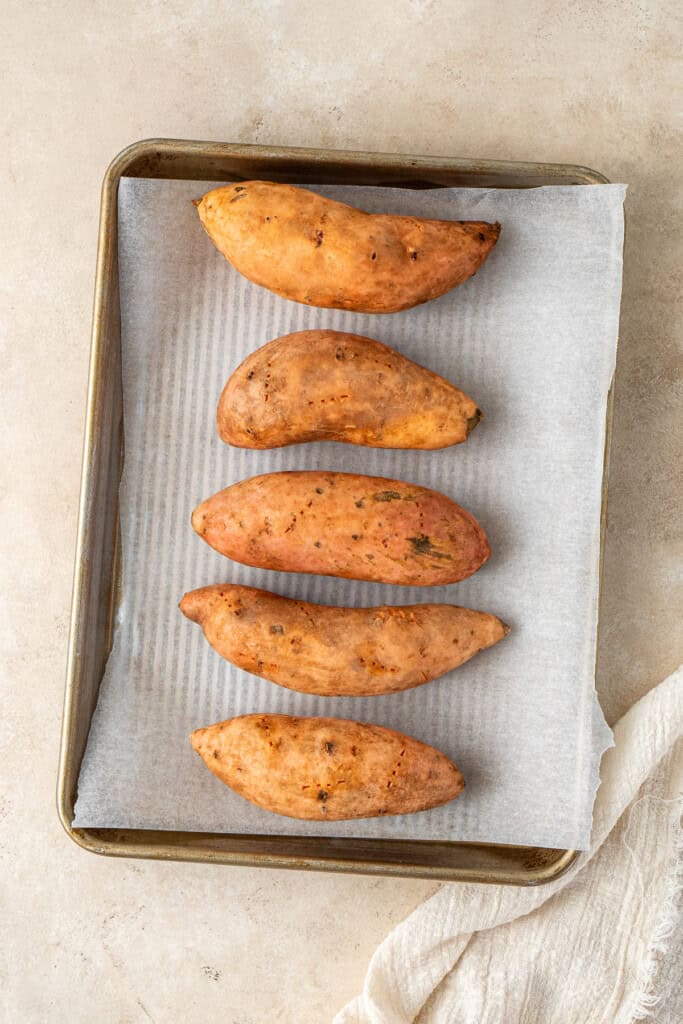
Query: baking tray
[[58, 139, 612, 884]]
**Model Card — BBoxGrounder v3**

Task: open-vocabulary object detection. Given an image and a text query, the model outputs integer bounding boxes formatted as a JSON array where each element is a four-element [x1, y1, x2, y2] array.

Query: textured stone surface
[[1, 2, 680, 1021]]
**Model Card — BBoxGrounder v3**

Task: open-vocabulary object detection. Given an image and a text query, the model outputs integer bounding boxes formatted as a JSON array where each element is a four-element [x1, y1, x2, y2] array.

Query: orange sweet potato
[[217, 330, 481, 450], [191, 714, 465, 820], [180, 584, 508, 696], [191, 471, 490, 586], [195, 181, 500, 313]]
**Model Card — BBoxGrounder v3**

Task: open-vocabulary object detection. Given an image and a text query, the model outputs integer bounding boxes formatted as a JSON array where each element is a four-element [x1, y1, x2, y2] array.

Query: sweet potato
[[192, 471, 490, 586], [195, 181, 500, 313], [180, 584, 508, 696], [217, 330, 481, 450], [191, 714, 464, 820]]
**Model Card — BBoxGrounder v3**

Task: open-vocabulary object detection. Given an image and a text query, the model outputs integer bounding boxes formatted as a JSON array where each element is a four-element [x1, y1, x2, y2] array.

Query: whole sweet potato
[[191, 471, 490, 586], [191, 714, 464, 820], [195, 181, 500, 313], [180, 584, 508, 696], [218, 330, 481, 450]]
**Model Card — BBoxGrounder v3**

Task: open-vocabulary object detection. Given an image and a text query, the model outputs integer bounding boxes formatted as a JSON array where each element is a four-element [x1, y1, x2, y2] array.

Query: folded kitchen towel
[[335, 665, 683, 1024]]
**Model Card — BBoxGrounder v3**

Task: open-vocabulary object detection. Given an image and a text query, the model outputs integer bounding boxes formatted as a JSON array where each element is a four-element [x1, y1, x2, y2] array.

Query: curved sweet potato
[[191, 471, 490, 586], [217, 330, 481, 450], [191, 714, 464, 820], [195, 181, 500, 313], [180, 584, 508, 696]]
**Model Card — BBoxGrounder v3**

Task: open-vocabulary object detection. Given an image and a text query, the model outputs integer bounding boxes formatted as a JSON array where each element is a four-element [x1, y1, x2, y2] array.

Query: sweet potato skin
[[195, 181, 500, 314], [191, 471, 490, 586], [217, 330, 481, 450], [191, 714, 464, 820], [180, 584, 508, 696]]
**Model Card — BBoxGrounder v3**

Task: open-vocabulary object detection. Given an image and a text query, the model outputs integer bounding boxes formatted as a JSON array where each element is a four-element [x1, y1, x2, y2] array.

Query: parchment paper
[[73, 178, 626, 850]]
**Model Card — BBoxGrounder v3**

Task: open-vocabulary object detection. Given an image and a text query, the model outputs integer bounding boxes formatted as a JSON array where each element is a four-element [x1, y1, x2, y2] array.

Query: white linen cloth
[[335, 665, 682, 1023]]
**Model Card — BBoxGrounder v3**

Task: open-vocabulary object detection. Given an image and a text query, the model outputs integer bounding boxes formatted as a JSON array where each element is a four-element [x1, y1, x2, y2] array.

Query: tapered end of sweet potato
[[466, 408, 482, 436], [180, 585, 231, 624], [191, 502, 208, 536], [190, 726, 208, 754], [179, 589, 203, 623]]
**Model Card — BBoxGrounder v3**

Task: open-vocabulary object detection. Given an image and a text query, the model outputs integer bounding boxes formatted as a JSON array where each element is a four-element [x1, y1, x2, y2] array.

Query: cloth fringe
[[629, 794, 682, 1021]]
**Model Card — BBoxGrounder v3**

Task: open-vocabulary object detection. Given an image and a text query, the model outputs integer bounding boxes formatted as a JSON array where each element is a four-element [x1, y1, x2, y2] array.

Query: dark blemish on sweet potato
[[373, 491, 402, 502], [270, 624, 284, 635], [315, 230, 324, 246], [325, 741, 334, 754], [351, 534, 361, 541], [408, 534, 453, 560], [246, 370, 254, 380], [234, 185, 246, 192], [371, 252, 377, 260], [410, 251, 418, 260], [355, 499, 365, 508], [315, 487, 324, 494], [230, 192, 247, 203], [314, 541, 322, 548], [335, 347, 345, 360], [479, 232, 485, 241], [351, 745, 358, 756], [317, 790, 328, 802], [213, 750, 219, 759], [233, 608, 242, 616]]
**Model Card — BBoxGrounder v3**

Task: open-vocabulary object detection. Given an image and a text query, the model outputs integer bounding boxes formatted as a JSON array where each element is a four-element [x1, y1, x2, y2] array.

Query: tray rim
[[58, 137, 614, 884]]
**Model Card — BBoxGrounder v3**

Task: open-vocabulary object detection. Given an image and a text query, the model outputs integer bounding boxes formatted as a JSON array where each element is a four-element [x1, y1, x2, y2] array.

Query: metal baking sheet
[[58, 139, 614, 883]]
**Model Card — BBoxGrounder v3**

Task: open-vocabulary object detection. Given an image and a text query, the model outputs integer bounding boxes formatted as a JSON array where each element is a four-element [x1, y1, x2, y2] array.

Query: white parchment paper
[[73, 178, 626, 850]]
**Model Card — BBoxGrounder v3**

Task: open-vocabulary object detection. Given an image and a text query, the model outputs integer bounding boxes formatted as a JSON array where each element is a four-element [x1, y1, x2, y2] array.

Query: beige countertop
[[2, 2, 680, 1021]]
